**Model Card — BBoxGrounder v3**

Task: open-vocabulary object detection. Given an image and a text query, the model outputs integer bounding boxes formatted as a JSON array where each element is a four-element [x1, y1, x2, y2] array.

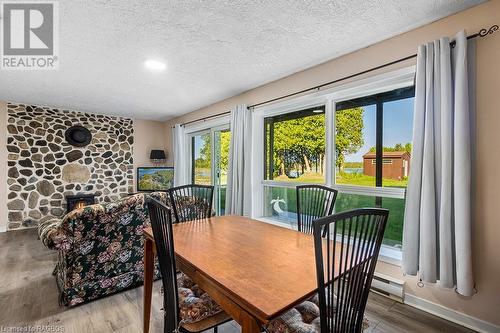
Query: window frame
[[184, 115, 230, 184], [251, 66, 416, 264], [184, 116, 231, 215], [334, 85, 415, 188]]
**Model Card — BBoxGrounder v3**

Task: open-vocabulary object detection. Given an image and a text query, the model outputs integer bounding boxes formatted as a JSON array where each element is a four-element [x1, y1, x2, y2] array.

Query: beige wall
[[133, 119, 168, 188], [163, 122, 173, 166], [164, 1, 500, 326]]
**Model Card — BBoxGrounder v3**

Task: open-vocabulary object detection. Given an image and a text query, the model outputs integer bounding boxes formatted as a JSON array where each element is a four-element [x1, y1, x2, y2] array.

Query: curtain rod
[[175, 24, 498, 128]]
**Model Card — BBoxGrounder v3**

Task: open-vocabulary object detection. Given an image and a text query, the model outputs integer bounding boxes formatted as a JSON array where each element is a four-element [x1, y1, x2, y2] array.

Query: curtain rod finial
[[479, 24, 499, 37]]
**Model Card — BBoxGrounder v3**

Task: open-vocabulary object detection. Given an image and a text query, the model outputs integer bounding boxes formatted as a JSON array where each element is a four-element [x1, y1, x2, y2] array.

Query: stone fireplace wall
[[6, 103, 134, 230]]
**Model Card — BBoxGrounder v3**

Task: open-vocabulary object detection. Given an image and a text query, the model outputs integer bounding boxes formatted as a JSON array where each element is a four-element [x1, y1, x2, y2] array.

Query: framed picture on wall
[[136, 167, 174, 192]]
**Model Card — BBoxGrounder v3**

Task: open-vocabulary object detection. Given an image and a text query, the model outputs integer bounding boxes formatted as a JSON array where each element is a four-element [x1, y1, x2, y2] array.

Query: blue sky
[[344, 97, 414, 162]]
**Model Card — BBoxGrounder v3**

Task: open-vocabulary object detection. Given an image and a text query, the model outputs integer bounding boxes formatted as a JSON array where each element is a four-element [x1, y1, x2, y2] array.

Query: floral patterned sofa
[[38, 192, 168, 306]]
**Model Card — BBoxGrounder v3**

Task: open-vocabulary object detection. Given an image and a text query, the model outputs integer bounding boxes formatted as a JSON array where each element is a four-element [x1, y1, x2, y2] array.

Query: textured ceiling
[[0, 0, 485, 120]]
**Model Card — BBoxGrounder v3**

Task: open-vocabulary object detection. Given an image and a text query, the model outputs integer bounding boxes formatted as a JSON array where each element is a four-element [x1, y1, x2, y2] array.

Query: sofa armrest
[[38, 218, 72, 251]]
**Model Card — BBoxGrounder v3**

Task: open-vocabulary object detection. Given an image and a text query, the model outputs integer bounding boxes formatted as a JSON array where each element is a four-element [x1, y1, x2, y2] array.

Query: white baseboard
[[0, 225, 6, 233], [404, 294, 500, 333]]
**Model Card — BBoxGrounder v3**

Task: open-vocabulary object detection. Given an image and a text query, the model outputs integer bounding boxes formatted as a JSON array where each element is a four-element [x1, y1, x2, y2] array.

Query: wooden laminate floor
[[0, 229, 476, 333]]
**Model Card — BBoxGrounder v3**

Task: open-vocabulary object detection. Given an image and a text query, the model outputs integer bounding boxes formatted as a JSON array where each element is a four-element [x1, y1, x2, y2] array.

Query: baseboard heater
[[371, 273, 405, 302]]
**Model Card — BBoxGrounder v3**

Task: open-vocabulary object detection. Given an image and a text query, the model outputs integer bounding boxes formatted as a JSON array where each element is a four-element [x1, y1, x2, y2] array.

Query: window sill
[[379, 245, 402, 266], [254, 216, 402, 267], [255, 216, 295, 230]]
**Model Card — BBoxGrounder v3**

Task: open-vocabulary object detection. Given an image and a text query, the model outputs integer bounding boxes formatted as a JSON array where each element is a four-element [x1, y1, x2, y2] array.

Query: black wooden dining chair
[[146, 197, 231, 333], [313, 208, 389, 333], [264, 208, 388, 333], [168, 184, 215, 223], [296, 185, 338, 234]]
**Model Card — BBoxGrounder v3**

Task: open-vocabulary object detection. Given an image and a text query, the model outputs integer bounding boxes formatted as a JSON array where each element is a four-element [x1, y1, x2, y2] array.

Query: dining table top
[[143, 215, 338, 322]]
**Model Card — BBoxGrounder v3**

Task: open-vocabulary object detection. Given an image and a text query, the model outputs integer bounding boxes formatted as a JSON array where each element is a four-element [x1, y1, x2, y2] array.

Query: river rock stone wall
[[6, 103, 134, 230]]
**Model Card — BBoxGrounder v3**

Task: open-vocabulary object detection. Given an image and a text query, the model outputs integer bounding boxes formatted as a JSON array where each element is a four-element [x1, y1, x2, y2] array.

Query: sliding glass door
[[213, 129, 230, 215], [189, 126, 230, 215]]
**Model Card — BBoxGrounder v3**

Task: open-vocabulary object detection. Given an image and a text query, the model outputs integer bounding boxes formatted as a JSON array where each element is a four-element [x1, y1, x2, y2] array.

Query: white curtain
[[225, 105, 252, 216], [172, 124, 188, 186], [403, 30, 475, 296]]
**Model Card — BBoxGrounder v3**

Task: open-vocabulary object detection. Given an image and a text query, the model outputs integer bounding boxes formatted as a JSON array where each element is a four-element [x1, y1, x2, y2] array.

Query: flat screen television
[[136, 167, 174, 192]]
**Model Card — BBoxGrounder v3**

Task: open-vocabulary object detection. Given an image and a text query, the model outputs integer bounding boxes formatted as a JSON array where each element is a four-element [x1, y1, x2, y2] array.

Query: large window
[[260, 82, 415, 250], [264, 106, 326, 183], [214, 129, 230, 215], [335, 86, 414, 188], [263, 107, 326, 225], [334, 87, 414, 247]]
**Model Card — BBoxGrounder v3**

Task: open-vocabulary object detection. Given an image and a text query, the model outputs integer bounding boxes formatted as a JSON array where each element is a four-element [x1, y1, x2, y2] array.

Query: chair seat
[[182, 311, 232, 333], [264, 294, 368, 333], [177, 273, 227, 325]]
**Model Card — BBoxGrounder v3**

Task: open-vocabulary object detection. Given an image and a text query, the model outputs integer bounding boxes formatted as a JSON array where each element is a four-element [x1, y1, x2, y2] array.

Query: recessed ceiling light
[[312, 109, 324, 113], [144, 59, 166, 71]]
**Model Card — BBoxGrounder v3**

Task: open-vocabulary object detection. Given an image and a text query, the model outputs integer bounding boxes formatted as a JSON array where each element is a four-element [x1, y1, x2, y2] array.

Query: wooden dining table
[[142, 215, 342, 333]]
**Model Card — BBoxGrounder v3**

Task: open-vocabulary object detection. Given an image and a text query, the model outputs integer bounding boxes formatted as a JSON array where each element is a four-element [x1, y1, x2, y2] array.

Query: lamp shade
[[150, 149, 166, 160]]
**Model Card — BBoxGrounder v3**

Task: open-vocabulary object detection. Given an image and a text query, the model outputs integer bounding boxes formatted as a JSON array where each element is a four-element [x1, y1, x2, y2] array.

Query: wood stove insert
[[66, 194, 96, 213]]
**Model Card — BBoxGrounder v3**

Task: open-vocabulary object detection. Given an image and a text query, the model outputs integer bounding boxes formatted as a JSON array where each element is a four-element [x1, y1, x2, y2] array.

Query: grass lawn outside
[[265, 171, 406, 248], [274, 171, 408, 188], [193, 167, 212, 185], [274, 172, 325, 183], [336, 171, 408, 188], [194, 167, 228, 185]]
